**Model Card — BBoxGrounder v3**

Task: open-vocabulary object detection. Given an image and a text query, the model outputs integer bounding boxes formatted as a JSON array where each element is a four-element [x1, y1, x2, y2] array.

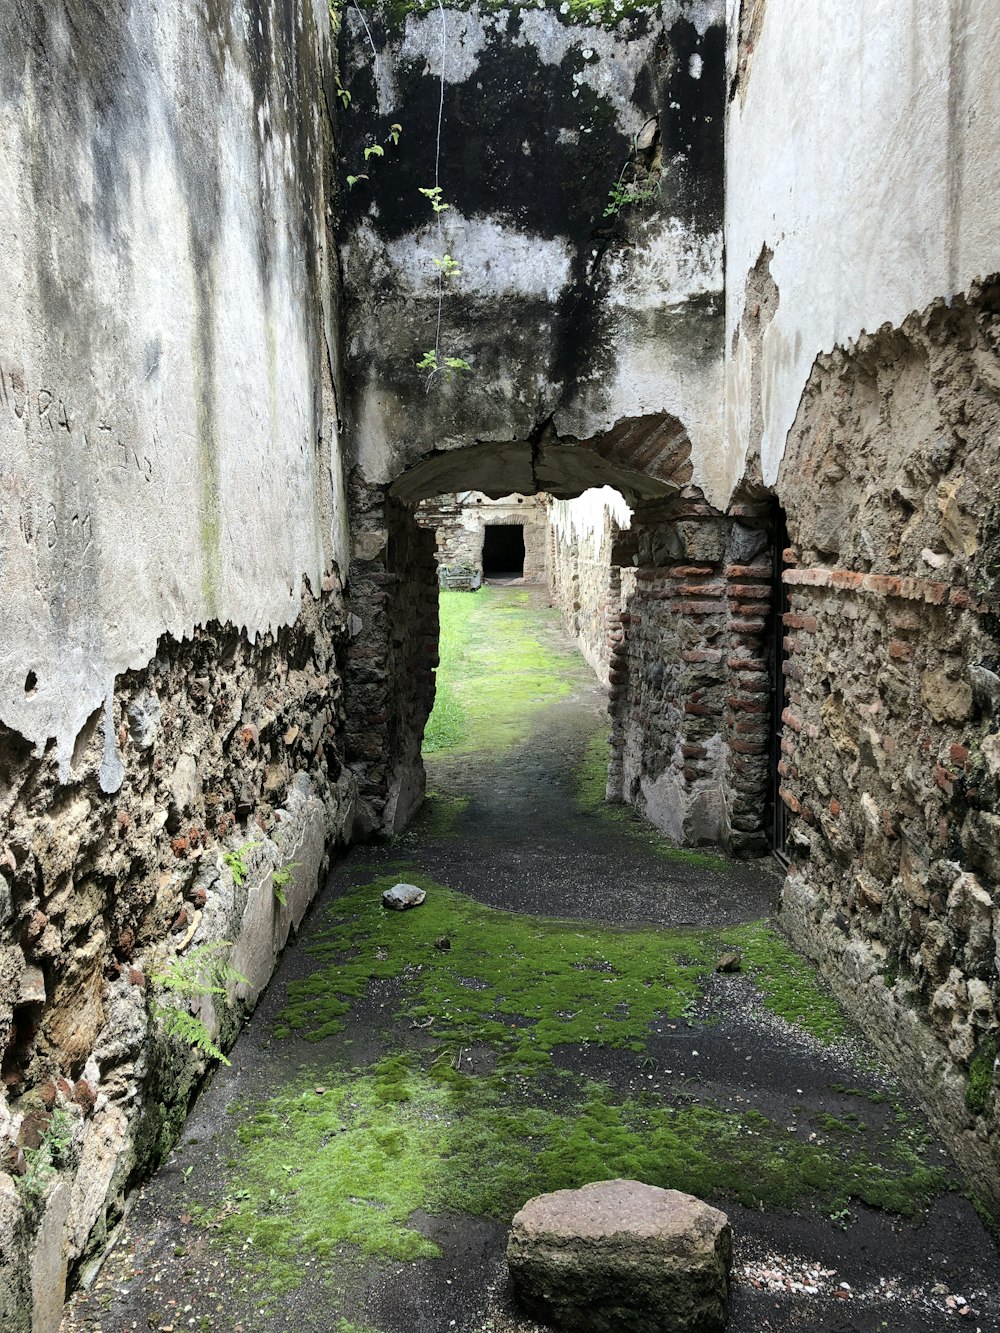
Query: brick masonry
[[606, 492, 777, 853]]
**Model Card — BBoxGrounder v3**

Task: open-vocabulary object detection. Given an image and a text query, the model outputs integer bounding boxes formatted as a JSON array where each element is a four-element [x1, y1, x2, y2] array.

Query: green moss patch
[[212, 1059, 950, 1298], [967, 1037, 999, 1117], [278, 873, 849, 1053], [397, 791, 471, 842]]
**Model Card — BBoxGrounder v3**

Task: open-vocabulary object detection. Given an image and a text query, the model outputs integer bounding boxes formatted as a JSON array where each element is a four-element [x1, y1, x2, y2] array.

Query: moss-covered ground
[[64, 585, 997, 1333]]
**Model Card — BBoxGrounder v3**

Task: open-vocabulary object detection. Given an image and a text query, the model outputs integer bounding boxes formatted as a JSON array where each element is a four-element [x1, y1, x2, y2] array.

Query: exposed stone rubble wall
[[724, 0, 1000, 1215], [773, 282, 1000, 1213], [0, 590, 354, 1327], [0, 0, 347, 1325], [606, 494, 775, 854], [345, 485, 439, 835], [416, 492, 549, 587], [548, 488, 633, 684]]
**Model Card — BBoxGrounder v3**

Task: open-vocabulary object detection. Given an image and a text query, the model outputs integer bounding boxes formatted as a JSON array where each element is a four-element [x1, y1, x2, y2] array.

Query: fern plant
[[272, 862, 301, 908], [150, 941, 248, 1067], [222, 840, 261, 887], [18, 1109, 74, 1203]]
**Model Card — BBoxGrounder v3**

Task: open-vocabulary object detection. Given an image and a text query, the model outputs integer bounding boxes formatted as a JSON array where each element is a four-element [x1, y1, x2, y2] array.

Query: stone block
[[507, 1179, 731, 1333]]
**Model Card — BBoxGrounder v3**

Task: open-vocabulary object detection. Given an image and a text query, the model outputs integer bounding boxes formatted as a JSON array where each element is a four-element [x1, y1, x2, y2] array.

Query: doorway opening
[[482, 524, 525, 579]]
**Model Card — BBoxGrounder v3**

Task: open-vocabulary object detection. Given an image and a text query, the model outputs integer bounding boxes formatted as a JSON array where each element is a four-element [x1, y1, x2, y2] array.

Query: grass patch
[[277, 874, 851, 1053], [423, 587, 591, 757]]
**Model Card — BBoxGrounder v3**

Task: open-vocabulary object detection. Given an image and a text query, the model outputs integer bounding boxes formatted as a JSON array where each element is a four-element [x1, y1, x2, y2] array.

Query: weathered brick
[[781, 707, 803, 732]]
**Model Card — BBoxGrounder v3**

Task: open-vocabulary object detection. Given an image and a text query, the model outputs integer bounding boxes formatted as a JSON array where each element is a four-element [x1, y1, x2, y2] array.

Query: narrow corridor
[[63, 589, 1000, 1333]]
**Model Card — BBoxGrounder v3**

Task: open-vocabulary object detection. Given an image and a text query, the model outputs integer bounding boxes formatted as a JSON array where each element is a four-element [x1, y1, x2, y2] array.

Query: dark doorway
[[482, 524, 525, 578]]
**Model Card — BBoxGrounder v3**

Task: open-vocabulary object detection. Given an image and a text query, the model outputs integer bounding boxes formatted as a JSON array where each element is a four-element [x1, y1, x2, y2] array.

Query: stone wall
[[345, 485, 439, 835], [548, 488, 632, 683], [774, 281, 1000, 1214], [416, 492, 549, 587], [723, 0, 1000, 1214], [606, 493, 775, 854], [0, 1, 347, 1324]]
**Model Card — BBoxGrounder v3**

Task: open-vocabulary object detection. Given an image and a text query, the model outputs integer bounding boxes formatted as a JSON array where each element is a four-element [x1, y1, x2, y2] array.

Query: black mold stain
[[661, 19, 725, 234], [340, 28, 625, 244]]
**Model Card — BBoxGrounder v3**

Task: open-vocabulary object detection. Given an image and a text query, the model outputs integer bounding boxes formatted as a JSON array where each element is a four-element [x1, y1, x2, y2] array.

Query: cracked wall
[[338, 0, 726, 502]]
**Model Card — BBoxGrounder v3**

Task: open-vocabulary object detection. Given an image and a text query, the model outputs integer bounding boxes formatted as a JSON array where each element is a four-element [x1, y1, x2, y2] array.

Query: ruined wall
[[775, 283, 1000, 1214], [339, 0, 726, 504], [548, 487, 632, 683], [725, 0, 1000, 494], [416, 491, 549, 587], [0, 1, 346, 1324], [606, 493, 774, 853], [345, 484, 439, 834], [724, 3, 1000, 1211]]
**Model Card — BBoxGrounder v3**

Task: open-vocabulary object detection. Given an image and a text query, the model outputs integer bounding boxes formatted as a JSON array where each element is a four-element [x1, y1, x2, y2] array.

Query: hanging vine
[[416, 0, 472, 387]]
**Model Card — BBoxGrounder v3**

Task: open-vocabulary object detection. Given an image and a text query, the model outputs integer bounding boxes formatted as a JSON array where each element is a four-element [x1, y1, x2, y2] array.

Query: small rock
[[434, 936, 451, 951], [382, 883, 426, 911], [715, 951, 742, 974]]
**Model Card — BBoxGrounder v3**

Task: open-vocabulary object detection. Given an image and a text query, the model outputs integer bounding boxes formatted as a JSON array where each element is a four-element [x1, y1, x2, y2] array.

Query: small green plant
[[364, 143, 384, 161], [272, 863, 301, 909], [433, 253, 461, 277], [603, 172, 661, 218], [223, 841, 261, 888], [418, 184, 449, 213], [417, 350, 472, 378], [151, 942, 248, 1067], [19, 1109, 74, 1203]]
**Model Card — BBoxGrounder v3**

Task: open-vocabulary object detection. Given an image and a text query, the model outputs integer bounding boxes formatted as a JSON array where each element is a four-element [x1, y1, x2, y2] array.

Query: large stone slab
[[507, 1179, 731, 1333]]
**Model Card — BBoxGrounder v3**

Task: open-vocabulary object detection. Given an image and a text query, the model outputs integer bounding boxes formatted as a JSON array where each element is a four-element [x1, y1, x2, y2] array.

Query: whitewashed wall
[[724, 0, 1000, 496], [0, 0, 348, 780]]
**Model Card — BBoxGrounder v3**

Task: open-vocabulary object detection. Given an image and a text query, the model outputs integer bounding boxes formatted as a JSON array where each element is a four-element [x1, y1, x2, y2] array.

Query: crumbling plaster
[[0, 0, 347, 777], [724, 0, 1000, 495]]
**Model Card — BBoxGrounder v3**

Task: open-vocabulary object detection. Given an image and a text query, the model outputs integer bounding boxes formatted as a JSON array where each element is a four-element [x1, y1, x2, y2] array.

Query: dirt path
[[63, 587, 1000, 1333]]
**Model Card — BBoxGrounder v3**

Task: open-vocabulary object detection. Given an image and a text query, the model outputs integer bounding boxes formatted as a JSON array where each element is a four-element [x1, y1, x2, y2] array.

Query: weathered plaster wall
[[725, 0, 1000, 494], [0, 0, 348, 775], [0, 2, 347, 1325], [339, 0, 726, 504], [723, 1, 1000, 1216], [548, 486, 632, 682]]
